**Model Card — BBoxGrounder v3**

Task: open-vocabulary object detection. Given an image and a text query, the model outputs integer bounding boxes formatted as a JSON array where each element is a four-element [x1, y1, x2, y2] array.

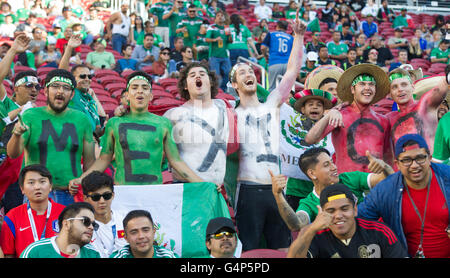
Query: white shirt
[[254, 4, 272, 21], [89, 210, 127, 258], [164, 99, 230, 185]]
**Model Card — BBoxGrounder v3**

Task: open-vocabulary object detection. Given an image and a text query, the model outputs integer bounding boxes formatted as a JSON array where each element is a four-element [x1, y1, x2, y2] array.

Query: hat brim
[[337, 63, 390, 105], [413, 75, 446, 100], [304, 65, 344, 91], [294, 96, 334, 112]]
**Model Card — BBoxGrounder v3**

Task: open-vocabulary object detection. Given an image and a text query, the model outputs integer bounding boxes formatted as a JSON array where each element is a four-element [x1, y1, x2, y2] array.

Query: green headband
[[15, 76, 39, 87], [127, 75, 151, 90], [45, 76, 74, 88], [352, 74, 376, 87], [389, 72, 412, 83]]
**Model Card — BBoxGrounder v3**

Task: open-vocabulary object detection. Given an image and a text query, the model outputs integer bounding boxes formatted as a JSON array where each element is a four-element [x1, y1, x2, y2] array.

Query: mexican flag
[[111, 182, 241, 258]]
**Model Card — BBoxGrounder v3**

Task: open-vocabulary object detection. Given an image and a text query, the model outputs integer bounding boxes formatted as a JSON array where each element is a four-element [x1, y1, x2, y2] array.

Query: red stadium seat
[[94, 69, 120, 78], [105, 83, 126, 92], [158, 78, 178, 88]]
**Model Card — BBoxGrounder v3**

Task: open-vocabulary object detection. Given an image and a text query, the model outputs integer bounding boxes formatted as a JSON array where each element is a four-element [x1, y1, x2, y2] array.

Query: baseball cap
[[306, 51, 318, 62], [206, 217, 236, 238], [320, 183, 356, 207], [394, 134, 429, 158], [394, 27, 403, 32]]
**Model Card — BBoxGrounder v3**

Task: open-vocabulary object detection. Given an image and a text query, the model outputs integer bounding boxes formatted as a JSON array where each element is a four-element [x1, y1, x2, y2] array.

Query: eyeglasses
[[87, 191, 113, 202], [78, 74, 93, 80], [49, 83, 72, 92], [161, 52, 170, 55], [398, 154, 428, 167], [209, 231, 235, 240], [188, 10, 196, 13], [67, 216, 99, 231], [23, 82, 41, 90]]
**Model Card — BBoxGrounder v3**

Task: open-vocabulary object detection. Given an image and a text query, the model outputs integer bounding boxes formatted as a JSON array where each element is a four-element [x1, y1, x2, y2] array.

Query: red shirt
[[323, 103, 392, 173], [0, 199, 65, 257], [55, 38, 81, 54], [401, 170, 450, 258]]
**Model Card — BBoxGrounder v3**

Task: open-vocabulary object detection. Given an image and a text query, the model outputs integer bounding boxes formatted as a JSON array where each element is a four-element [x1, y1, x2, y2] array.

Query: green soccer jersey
[[206, 24, 229, 58], [21, 107, 94, 188], [433, 112, 450, 161], [195, 33, 209, 61], [150, 1, 173, 28], [164, 9, 186, 38], [177, 16, 203, 47], [68, 88, 100, 131], [430, 47, 450, 64], [228, 24, 252, 50], [110, 244, 178, 258], [100, 112, 175, 185], [20, 237, 101, 258], [296, 171, 371, 223], [327, 41, 349, 57]]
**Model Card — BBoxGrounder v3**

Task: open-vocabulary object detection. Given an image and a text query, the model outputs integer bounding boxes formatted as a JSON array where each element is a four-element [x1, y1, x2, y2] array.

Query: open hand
[[11, 32, 31, 53]]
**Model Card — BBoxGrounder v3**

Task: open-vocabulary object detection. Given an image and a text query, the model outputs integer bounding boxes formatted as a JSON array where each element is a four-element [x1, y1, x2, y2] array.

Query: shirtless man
[[105, 3, 132, 53], [164, 61, 235, 186], [305, 64, 393, 173], [387, 68, 448, 155], [230, 10, 306, 251]]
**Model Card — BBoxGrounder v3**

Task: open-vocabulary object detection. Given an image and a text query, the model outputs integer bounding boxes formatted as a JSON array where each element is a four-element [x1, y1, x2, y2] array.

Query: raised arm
[[0, 33, 31, 100], [287, 206, 332, 258], [59, 34, 82, 70], [305, 109, 343, 144], [269, 170, 310, 231], [269, 9, 307, 107]]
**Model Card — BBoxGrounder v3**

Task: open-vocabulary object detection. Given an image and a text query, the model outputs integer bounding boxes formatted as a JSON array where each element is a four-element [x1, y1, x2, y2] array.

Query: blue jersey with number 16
[[262, 31, 294, 66]]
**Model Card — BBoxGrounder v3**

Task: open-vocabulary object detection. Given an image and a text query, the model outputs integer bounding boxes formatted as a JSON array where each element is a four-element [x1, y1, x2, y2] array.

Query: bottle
[[218, 37, 223, 48]]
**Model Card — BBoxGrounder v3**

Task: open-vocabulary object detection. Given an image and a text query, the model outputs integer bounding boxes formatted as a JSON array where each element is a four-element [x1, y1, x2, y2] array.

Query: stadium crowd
[[0, 0, 449, 259]]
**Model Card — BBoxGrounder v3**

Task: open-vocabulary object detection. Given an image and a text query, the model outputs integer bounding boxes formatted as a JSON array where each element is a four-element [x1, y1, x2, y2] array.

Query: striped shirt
[[307, 218, 408, 258], [20, 236, 101, 258], [110, 244, 178, 258]]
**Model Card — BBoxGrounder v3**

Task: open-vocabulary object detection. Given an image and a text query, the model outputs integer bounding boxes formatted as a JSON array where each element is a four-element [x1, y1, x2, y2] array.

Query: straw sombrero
[[293, 89, 337, 112], [337, 63, 390, 105], [304, 65, 344, 90], [399, 64, 423, 81], [413, 75, 447, 102]]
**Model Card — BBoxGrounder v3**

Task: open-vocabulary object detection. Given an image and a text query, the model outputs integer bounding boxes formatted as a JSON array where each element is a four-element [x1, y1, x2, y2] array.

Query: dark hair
[[126, 70, 153, 87], [177, 61, 219, 100], [123, 210, 154, 231], [18, 164, 52, 188], [318, 78, 337, 89], [81, 171, 114, 195], [173, 36, 184, 44], [347, 47, 356, 53], [71, 64, 90, 75], [318, 45, 328, 52], [122, 44, 133, 53], [342, 22, 351, 28], [13, 70, 38, 86], [144, 33, 154, 40], [44, 69, 77, 89], [230, 14, 242, 35], [180, 46, 192, 53], [58, 202, 95, 231], [277, 20, 288, 30], [134, 16, 144, 31], [160, 47, 171, 53], [299, 147, 331, 178]]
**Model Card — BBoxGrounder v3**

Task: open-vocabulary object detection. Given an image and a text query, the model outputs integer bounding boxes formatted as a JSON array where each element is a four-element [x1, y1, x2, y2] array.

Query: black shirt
[[307, 218, 408, 258]]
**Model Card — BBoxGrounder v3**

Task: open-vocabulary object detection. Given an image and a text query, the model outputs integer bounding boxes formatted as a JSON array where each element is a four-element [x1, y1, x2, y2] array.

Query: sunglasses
[[79, 74, 94, 80], [161, 52, 170, 55], [67, 216, 99, 231], [23, 82, 41, 90], [209, 231, 235, 240], [87, 191, 113, 201]]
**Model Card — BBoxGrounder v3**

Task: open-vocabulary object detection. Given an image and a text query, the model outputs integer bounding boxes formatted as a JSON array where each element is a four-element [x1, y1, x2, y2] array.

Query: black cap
[[206, 217, 236, 238], [320, 183, 356, 207]]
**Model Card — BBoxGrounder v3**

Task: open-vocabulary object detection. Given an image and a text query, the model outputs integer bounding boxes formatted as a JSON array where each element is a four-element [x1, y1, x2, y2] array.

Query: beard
[[47, 97, 70, 113]]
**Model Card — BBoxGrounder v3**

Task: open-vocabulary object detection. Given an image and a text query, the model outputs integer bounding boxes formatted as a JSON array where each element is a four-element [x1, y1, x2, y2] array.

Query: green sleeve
[[206, 28, 213, 39], [339, 171, 370, 203], [100, 119, 115, 155], [433, 113, 450, 161], [296, 200, 316, 222]]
